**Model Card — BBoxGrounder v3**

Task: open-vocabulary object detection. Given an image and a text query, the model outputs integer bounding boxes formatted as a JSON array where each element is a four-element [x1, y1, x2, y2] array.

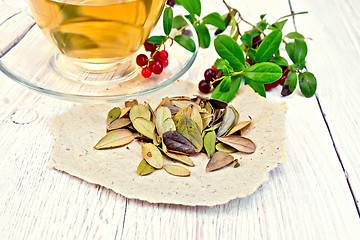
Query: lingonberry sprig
[[141, 0, 317, 102]]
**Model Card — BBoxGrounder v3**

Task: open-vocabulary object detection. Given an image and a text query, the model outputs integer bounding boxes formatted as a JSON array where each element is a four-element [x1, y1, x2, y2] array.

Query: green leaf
[[268, 56, 288, 66], [249, 20, 268, 37], [298, 72, 316, 97], [247, 48, 257, 62], [203, 12, 226, 29], [281, 71, 297, 96], [220, 76, 232, 91], [240, 33, 253, 47], [195, 23, 210, 48], [163, 7, 173, 35], [174, 35, 196, 52], [172, 15, 188, 29], [285, 32, 305, 39], [214, 58, 233, 72], [147, 35, 166, 45], [215, 11, 233, 35], [260, 14, 266, 20], [243, 62, 282, 83], [277, 11, 308, 22], [285, 42, 295, 62], [294, 38, 308, 65], [255, 29, 282, 62], [244, 77, 266, 97], [177, 0, 201, 17], [211, 75, 242, 103], [214, 35, 245, 71], [269, 19, 288, 31]]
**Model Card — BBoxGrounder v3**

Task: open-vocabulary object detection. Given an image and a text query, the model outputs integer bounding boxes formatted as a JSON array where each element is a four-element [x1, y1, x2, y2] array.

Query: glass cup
[[27, 0, 166, 84]]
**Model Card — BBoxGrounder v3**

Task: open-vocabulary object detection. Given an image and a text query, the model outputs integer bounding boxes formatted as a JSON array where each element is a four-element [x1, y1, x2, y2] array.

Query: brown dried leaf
[[226, 118, 252, 136], [163, 131, 198, 155], [94, 129, 134, 149], [125, 99, 138, 108], [141, 143, 163, 169], [107, 118, 131, 131], [137, 159, 155, 176], [217, 136, 256, 153], [206, 151, 235, 172], [164, 165, 190, 177]]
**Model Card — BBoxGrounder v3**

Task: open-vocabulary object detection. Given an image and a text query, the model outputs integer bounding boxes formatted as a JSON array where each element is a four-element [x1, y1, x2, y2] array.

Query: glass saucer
[[0, 8, 198, 103]]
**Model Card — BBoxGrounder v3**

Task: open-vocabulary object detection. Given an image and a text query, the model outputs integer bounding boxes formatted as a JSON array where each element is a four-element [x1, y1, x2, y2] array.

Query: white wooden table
[[1, 0, 360, 239]]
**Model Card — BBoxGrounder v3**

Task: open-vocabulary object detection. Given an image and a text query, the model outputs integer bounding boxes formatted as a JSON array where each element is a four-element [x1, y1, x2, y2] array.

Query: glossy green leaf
[[268, 56, 288, 66], [203, 12, 226, 29], [249, 20, 268, 37], [220, 76, 232, 92], [244, 77, 266, 97], [285, 32, 305, 39], [195, 23, 210, 48], [174, 35, 196, 52], [240, 33, 253, 47], [163, 7, 173, 35], [177, 0, 201, 16], [298, 72, 317, 98], [211, 75, 242, 103], [277, 11, 308, 21], [247, 48, 257, 62], [214, 35, 245, 71], [172, 15, 188, 29], [147, 35, 166, 44], [243, 62, 282, 83], [294, 38, 308, 65], [269, 19, 288, 31], [215, 11, 233, 35], [281, 71, 297, 96], [255, 29, 282, 62]]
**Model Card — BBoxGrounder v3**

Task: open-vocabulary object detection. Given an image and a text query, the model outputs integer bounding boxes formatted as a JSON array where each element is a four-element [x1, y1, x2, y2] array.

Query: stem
[[222, 0, 266, 37]]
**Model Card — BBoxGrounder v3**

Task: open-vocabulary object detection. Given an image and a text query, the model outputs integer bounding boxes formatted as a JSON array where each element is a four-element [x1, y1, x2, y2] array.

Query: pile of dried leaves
[[94, 96, 256, 177]]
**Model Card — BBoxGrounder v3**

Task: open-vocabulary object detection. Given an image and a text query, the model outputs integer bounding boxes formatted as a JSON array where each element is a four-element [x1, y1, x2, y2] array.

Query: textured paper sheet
[[49, 80, 287, 206]]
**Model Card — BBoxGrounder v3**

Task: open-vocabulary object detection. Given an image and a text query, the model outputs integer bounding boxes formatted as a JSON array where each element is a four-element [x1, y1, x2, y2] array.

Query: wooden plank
[[289, 0, 360, 209]]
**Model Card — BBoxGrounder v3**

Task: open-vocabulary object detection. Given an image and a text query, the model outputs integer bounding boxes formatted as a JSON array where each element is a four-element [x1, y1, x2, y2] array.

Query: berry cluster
[[136, 41, 169, 78], [264, 67, 289, 91], [198, 65, 223, 93]]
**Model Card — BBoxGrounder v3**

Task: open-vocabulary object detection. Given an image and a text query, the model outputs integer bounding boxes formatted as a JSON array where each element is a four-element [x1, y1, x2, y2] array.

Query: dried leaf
[[200, 111, 214, 129], [141, 143, 164, 169], [106, 107, 121, 125], [125, 99, 138, 108], [209, 98, 228, 109], [161, 104, 181, 115], [226, 118, 252, 136], [107, 118, 131, 131], [233, 159, 240, 168], [162, 150, 195, 166], [173, 105, 190, 124], [129, 104, 151, 122], [204, 131, 216, 157], [119, 107, 131, 119], [164, 165, 190, 177], [215, 142, 236, 153], [94, 129, 134, 149], [155, 97, 171, 111], [132, 117, 155, 139], [188, 105, 203, 132], [144, 102, 156, 123], [155, 106, 174, 136], [172, 100, 201, 110], [163, 131, 199, 155], [176, 113, 203, 151], [217, 106, 239, 137], [206, 151, 235, 172], [137, 159, 155, 175], [217, 136, 256, 153]]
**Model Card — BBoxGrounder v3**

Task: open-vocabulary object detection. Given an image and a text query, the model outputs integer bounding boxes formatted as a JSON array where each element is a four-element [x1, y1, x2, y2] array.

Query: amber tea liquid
[[28, 0, 165, 64]]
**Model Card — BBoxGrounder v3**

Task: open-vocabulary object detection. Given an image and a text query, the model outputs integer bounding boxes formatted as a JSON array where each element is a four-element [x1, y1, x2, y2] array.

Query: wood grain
[[0, 0, 359, 239]]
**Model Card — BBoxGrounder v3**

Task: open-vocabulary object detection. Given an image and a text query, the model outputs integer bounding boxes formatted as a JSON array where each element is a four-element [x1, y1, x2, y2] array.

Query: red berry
[[246, 58, 255, 66], [144, 41, 157, 52], [264, 83, 272, 91], [279, 69, 290, 86], [167, 0, 175, 7], [161, 59, 169, 68], [211, 65, 219, 74], [141, 67, 152, 78], [136, 54, 148, 67], [204, 68, 217, 82], [271, 80, 280, 88], [198, 80, 211, 93], [151, 51, 161, 60], [151, 60, 164, 74], [159, 50, 169, 60]]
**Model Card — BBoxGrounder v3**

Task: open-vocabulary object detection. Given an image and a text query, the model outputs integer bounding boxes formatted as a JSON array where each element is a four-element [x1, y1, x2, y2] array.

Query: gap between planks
[[288, 0, 360, 217]]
